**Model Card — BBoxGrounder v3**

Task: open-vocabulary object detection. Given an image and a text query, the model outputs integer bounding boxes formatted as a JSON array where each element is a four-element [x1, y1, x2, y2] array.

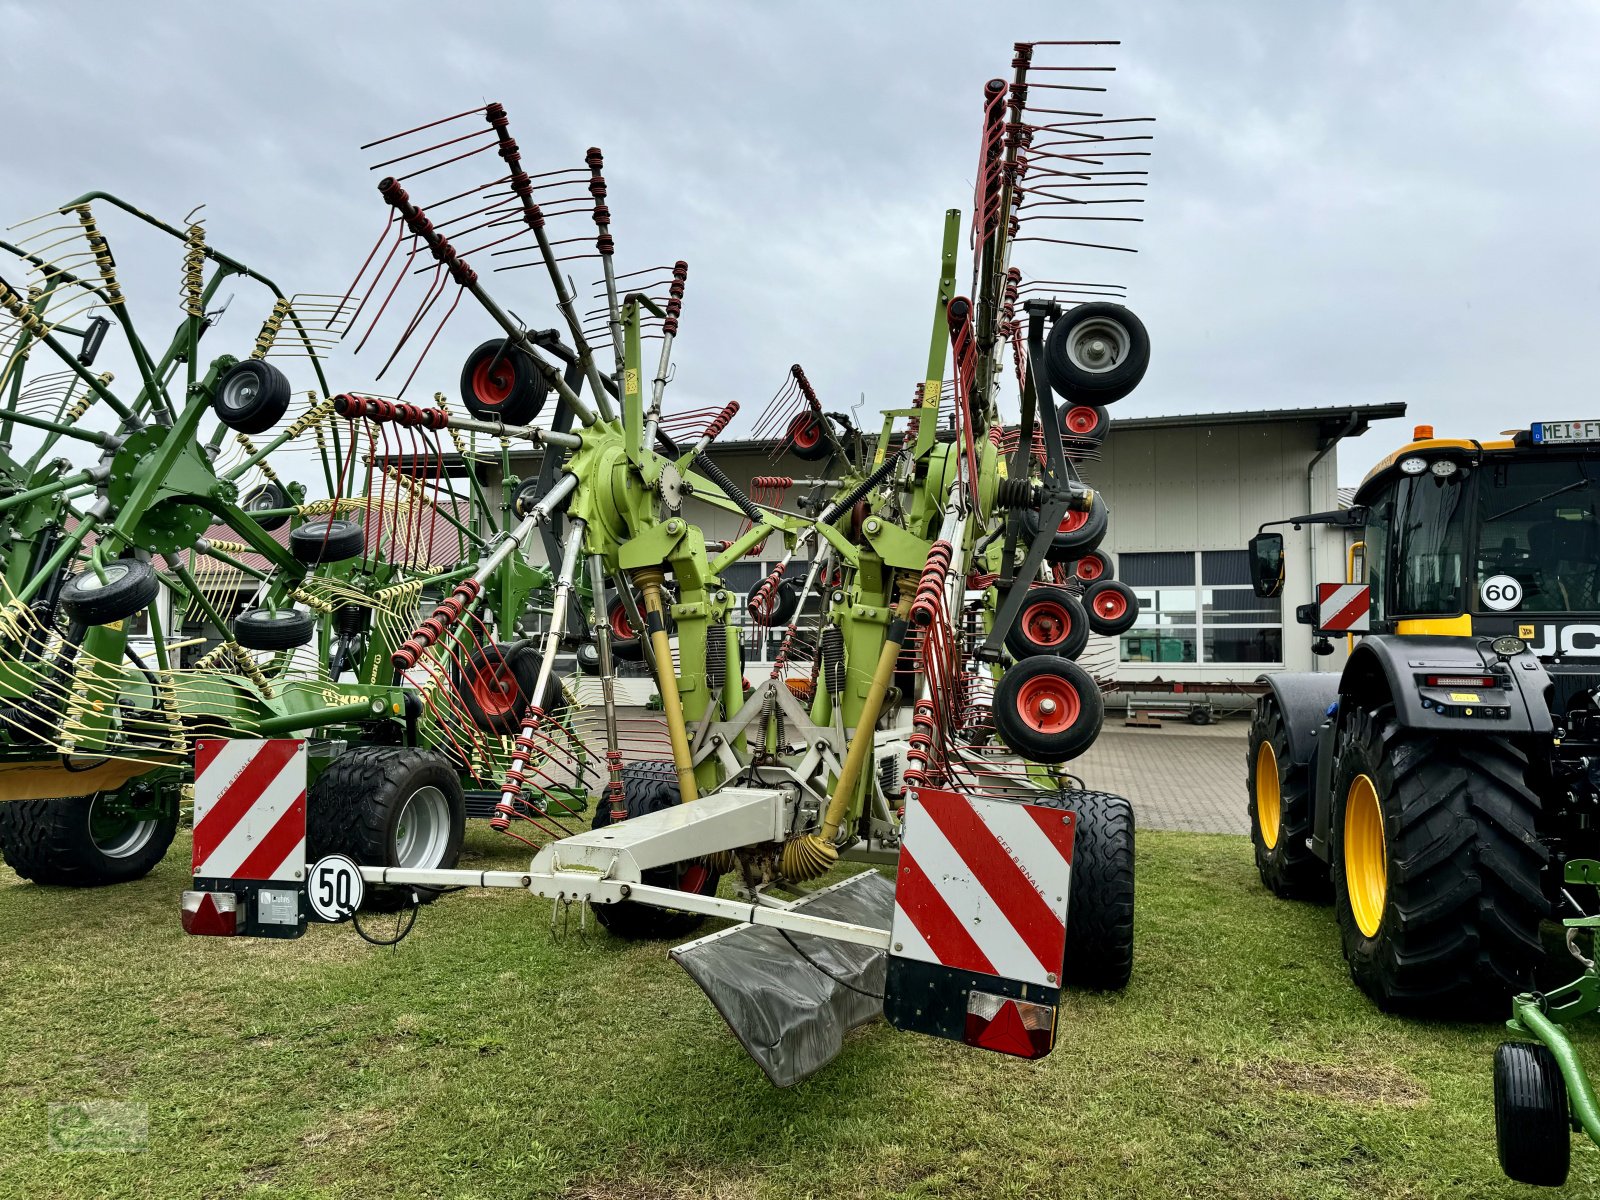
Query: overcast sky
[[4, 1, 1597, 484]]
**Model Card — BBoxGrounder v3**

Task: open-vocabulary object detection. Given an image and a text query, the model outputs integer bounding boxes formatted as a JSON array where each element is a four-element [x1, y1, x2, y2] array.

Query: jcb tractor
[[1245, 420, 1600, 1015]]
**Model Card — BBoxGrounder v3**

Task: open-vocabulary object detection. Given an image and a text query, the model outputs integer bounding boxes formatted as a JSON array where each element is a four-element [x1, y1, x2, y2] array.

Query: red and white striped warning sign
[[1316, 582, 1371, 633], [890, 787, 1074, 988], [192, 739, 306, 882]]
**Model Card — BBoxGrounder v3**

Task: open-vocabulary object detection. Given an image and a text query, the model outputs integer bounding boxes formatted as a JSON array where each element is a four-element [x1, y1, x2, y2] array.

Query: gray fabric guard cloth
[[670, 869, 895, 1087]]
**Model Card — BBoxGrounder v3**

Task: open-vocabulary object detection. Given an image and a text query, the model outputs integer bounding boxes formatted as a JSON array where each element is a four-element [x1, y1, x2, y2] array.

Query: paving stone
[[1071, 719, 1249, 835]]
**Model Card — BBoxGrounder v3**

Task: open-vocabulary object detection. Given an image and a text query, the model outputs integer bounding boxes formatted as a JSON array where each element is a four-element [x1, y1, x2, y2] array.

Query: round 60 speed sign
[[1481, 574, 1524, 612], [307, 854, 365, 922]]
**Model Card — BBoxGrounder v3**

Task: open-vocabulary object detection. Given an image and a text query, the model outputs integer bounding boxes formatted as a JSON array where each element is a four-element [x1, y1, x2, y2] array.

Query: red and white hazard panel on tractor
[[883, 786, 1074, 1059], [1315, 582, 1371, 634], [182, 739, 308, 939]]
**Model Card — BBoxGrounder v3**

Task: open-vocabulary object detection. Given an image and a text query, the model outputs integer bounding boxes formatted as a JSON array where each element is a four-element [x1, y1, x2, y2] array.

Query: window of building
[[1119, 550, 1282, 665]]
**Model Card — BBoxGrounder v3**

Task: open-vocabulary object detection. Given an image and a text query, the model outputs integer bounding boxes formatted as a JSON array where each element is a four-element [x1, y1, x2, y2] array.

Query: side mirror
[[1249, 532, 1286, 598]]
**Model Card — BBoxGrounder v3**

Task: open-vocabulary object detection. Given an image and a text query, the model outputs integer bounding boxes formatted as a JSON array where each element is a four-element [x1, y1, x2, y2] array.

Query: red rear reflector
[[1425, 674, 1495, 688], [181, 890, 238, 936], [963, 991, 1055, 1059]]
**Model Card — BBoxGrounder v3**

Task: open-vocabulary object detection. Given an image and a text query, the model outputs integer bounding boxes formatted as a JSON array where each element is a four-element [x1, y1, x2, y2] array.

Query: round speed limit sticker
[[1481, 574, 1524, 612], [306, 854, 364, 922]]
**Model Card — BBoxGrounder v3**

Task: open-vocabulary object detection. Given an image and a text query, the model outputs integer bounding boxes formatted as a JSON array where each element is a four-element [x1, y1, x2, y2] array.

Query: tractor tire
[[307, 746, 466, 912], [1025, 789, 1135, 989], [0, 785, 177, 886], [290, 518, 365, 564], [460, 339, 548, 426], [233, 607, 315, 651], [1246, 694, 1328, 899], [1494, 1041, 1571, 1187], [993, 655, 1104, 763], [589, 760, 721, 940], [213, 360, 292, 434], [59, 560, 160, 626], [1044, 301, 1150, 404], [1004, 586, 1090, 660], [1329, 706, 1549, 1015]]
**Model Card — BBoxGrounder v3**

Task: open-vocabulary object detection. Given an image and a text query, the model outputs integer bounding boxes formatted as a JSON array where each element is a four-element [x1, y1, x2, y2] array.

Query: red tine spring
[[391, 579, 481, 669], [791, 364, 822, 414], [910, 541, 953, 628], [379, 178, 477, 288], [704, 400, 738, 441], [664, 260, 687, 336]]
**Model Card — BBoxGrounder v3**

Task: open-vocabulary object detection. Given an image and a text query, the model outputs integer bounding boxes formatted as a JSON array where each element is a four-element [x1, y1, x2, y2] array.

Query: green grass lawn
[[2, 826, 1595, 1200]]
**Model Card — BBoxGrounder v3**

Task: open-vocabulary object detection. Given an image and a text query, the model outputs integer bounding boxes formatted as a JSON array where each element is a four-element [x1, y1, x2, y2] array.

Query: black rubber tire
[[1057, 401, 1110, 443], [511, 476, 545, 520], [1029, 788, 1135, 990], [1021, 502, 1109, 563], [748, 577, 801, 628], [1072, 549, 1114, 584], [605, 595, 645, 663], [785, 412, 831, 462], [1004, 586, 1090, 660], [0, 786, 178, 886], [460, 339, 548, 426], [589, 760, 721, 939], [1044, 302, 1150, 404], [1494, 1041, 1571, 1187], [1246, 694, 1328, 899], [1083, 579, 1140, 636], [213, 359, 292, 434], [1329, 706, 1549, 1015], [456, 642, 543, 736], [58, 560, 160, 625], [306, 746, 466, 912], [993, 656, 1104, 764], [576, 641, 602, 675], [233, 607, 315, 651], [239, 479, 291, 531], [290, 518, 365, 564]]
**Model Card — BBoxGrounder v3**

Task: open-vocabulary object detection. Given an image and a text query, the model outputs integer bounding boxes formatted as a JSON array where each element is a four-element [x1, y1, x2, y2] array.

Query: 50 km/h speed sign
[[307, 855, 364, 922], [1481, 575, 1524, 612]]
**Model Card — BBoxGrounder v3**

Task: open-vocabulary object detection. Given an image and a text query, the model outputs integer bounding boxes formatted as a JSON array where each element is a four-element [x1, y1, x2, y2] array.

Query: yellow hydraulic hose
[[633, 567, 698, 802]]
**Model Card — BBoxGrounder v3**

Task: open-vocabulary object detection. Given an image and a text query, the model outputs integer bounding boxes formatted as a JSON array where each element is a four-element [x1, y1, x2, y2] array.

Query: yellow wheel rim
[[1344, 773, 1387, 938], [1255, 739, 1281, 850]]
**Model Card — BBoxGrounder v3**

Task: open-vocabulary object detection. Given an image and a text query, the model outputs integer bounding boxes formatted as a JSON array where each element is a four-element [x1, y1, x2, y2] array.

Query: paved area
[[1072, 718, 1249, 835]]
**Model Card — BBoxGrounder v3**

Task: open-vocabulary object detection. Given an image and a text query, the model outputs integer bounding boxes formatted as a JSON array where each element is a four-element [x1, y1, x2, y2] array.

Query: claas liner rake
[[46, 42, 1149, 1085], [0, 190, 586, 893]]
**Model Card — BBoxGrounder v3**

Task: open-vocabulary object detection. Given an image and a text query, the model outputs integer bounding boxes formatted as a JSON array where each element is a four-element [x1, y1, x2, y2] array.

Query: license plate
[[1532, 420, 1600, 444]]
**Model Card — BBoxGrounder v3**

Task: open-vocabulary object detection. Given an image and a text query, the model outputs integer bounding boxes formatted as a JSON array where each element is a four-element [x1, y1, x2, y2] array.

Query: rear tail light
[[181, 890, 238, 936], [1425, 674, 1496, 688], [963, 990, 1055, 1059]]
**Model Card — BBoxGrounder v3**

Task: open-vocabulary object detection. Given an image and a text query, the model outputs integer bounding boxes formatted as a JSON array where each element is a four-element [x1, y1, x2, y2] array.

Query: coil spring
[[909, 541, 953, 627], [282, 396, 335, 440], [878, 754, 902, 802], [334, 393, 450, 430], [235, 436, 280, 484], [705, 621, 727, 691], [205, 538, 250, 555], [392, 579, 481, 669], [182, 222, 206, 317], [288, 588, 334, 615], [378, 178, 478, 288], [74, 205, 122, 305], [0, 277, 48, 338], [374, 577, 425, 606], [821, 624, 845, 695], [227, 641, 275, 698], [250, 297, 291, 359], [704, 398, 736, 440], [66, 378, 107, 424], [665, 260, 687, 336]]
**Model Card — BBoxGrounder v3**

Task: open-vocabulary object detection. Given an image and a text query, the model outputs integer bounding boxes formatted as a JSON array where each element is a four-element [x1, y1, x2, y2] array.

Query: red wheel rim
[[1057, 509, 1089, 534], [788, 413, 821, 449], [471, 354, 515, 407], [1076, 556, 1105, 582], [1016, 674, 1082, 734], [1094, 590, 1129, 620], [1065, 406, 1100, 436], [609, 605, 635, 640], [470, 661, 519, 715], [678, 863, 711, 894], [1022, 599, 1072, 648]]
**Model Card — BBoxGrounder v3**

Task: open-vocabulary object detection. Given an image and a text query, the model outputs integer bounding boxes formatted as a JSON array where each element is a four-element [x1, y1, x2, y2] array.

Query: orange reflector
[[963, 990, 1055, 1059], [181, 890, 238, 936]]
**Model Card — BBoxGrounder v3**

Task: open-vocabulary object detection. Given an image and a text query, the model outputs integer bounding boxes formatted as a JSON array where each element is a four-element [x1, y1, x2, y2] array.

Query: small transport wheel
[[606, 595, 646, 662], [1083, 579, 1140, 636], [576, 641, 602, 675], [456, 642, 553, 736], [307, 746, 466, 912], [785, 412, 831, 461], [590, 760, 722, 939], [239, 479, 291, 532], [511, 476, 545, 519], [749, 577, 802, 628], [0, 780, 178, 886], [460, 338, 548, 426], [233, 606, 315, 651], [1246, 693, 1327, 899], [1057, 401, 1110, 443], [290, 518, 365, 564], [993, 655, 1104, 764], [1073, 549, 1114, 584], [1494, 1041, 1571, 1187], [1022, 502, 1109, 563], [59, 559, 160, 626], [1044, 302, 1150, 404], [213, 359, 292, 434], [1004, 586, 1090, 660], [1027, 788, 1135, 989]]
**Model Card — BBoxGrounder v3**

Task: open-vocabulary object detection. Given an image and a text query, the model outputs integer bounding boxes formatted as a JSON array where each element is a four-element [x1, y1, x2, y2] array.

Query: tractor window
[[1477, 458, 1600, 613], [1361, 486, 1391, 622], [1393, 474, 1467, 615]]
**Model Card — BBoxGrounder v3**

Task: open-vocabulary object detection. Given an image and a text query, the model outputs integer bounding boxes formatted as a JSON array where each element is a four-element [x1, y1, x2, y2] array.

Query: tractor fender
[[1258, 672, 1341, 768], [1338, 635, 1554, 737]]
